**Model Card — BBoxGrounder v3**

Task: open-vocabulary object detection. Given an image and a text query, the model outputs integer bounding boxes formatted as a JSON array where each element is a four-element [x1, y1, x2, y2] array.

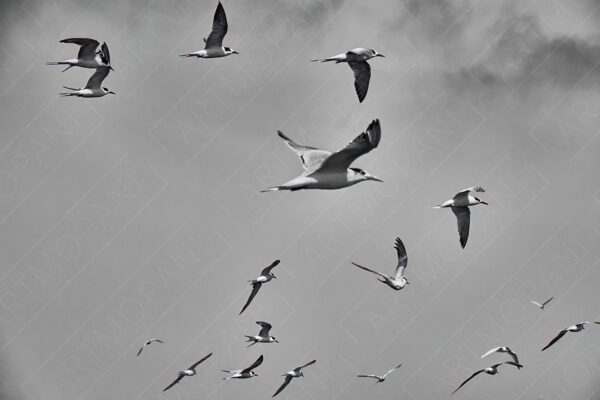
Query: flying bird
[[481, 347, 520, 365], [180, 2, 238, 58], [530, 297, 554, 310], [239, 260, 280, 315], [245, 321, 278, 347], [312, 48, 384, 102], [222, 354, 263, 380], [137, 338, 164, 356], [261, 119, 382, 192], [452, 362, 522, 394], [163, 353, 213, 391], [47, 38, 112, 72], [272, 359, 316, 397], [432, 186, 488, 248], [357, 363, 402, 383], [59, 66, 115, 98], [541, 322, 600, 351], [352, 237, 409, 290]]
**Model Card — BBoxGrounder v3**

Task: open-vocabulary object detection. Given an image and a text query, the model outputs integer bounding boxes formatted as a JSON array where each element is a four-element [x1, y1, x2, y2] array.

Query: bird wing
[[347, 61, 371, 103], [382, 364, 401, 379], [242, 354, 264, 373], [137, 346, 144, 356], [480, 347, 501, 359], [277, 131, 331, 173], [257, 321, 272, 337], [85, 66, 110, 89], [296, 359, 316, 371], [542, 297, 554, 307], [314, 119, 381, 174], [163, 374, 184, 391], [451, 206, 471, 249], [530, 300, 542, 307], [506, 350, 520, 365], [351, 262, 389, 280], [260, 259, 280, 275], [240, 282, 262, 315], [357, 374, 380, 379], [273, 375, 293, 397], [205, 1, 228, 49], [100, 42, 111, 65], [500, 361, 523, 369], [393, 237, 408, 280], [60, 38, 99, 60], [152, 338, 164, 343], [542, 329, 568, 351], [455, 186, 485, 197], [189, 352, 213, 370], [452, 370, 485, 394]]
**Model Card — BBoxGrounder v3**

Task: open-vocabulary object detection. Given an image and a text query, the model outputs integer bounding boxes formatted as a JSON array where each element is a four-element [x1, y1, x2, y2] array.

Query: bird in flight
[[480, 347, 520, 365], [272, 359, 317, 397], [163, 353, 213, 391], [222, 354, 264, 380], [47, 38, 112, 72], [59, 66, 115, 98], [357, 363, 402, 383], [352, 237, 409, 290], [542, 322, 600, 351], [262, 119, 382, 192], [180, 2, 238, 58], [530, 297, 554, 310], [245, 321, 278, 347], [432, 186, 488, 248], [239, 260, 280, 315], [137, 338, 164, 356], [312, 48, 384, 102], [452, 362, 522, 394]]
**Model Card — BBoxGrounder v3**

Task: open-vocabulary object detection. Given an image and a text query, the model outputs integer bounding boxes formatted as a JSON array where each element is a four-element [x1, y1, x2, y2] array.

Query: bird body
[[352, 237, 408, 290], [357, 363, 402, 383], [137, 338, 164, 356], [47, 38, 112, 72], [59, 66, 115, 98], [481, 346, 520, 365], [530, 297, 554, 310], [272, 360, 316, 397], [452, 361, 522, 394], [163, 353, 213, 391], [222, 355, 263, 380], [245, 321, 278, 347], [542, 322, 600, 351], [239, 260, 280, 314], [180, 2, 238, 58]]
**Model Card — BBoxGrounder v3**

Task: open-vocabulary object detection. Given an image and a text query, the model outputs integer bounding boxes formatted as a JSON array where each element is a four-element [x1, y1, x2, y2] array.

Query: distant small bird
[[262, 119, 382, 192], [137, 338, 164, 356], [60, 66, 115, 98], [352, 237, 409, 290], [245, 321, 278, 347], [239, 260, 280, 315], [163, 353, 213, 391], [542, 322, 600, 351], [312, 48, 384, 102], [180, 2, 238, 58], [222, 354, 263, 380], [452, 362, 522, 394], [357, 363, 402, 383], [433, 186, 488, 248], [530, 297, 554, 310], [481, 347, 521, 365], [47, 38, 112, 72], [272, 359, 316, 397]]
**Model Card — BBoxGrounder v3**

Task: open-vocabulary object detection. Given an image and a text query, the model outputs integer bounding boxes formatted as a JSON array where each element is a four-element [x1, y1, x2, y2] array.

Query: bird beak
[[369, 175, 383, 182], [109, 91, 116, 95], [233, 51, 239, 54], [109, 66, 115, 71], [481, 201, 489, 205], [272, 274, 277, 279], [377, 54, 385, 57]]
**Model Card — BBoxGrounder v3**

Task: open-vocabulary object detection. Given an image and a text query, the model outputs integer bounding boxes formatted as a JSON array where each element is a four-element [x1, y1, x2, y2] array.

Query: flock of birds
[[43, 1, 599, 397]]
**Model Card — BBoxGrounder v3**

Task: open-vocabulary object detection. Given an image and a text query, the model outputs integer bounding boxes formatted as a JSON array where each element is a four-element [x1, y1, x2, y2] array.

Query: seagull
[[222, 354, 263, 380], [312, 48, 384, 102], [481, 347, 520, 365], [261, 119, 382, 192], [530, 297, 554, 310], [272, 359, 316, 397], [137, 338, 164, 356], [352, 237, 408, 290], [163, 353, 213, 391], [452, 362, 523, 394], [541, 322, 600, 351], [239, 260, 280, 315], [357, 363, 402, 383], [180, 2, 238, 58], [59, 66, 115, 98], [245, 321, 279, 347], [47, 38, 112, 72], [432, 186, 488, 248]]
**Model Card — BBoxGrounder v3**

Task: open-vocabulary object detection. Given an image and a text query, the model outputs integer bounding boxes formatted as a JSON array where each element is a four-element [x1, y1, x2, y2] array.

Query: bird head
[[272, 337, 279, 343], [270, 273, 277, 279], [224, 47, 239, 55], [475, 197, 488, 205], [371, 49, 385, 58], [103, 87, 116, 95], [251, 371, 258, 377], [349, 168, 383, 183]]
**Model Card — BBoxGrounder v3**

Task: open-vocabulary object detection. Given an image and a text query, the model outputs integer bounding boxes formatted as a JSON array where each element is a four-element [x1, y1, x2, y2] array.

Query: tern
[[272, 359, 316, 397], [180, 2, 238, 58], [312, 48, 384, 102], [245, 321, 278, 347], [531, 297, 554, 310], [433, 186, 488, 248], [261, 119, 382, 192], [222, 354, 263, 380], [47, 38, 112, 72], [481, 347, 520, 365], [239, 260, 280, 315], [352, 237, 408, 290], [163, 353, 213, 391], [137, 338, 164, 356], [357, 363, 402, 383], [541, 322, 600, 351], [59, 66, 115, 98], [452, 362, 523, 394]]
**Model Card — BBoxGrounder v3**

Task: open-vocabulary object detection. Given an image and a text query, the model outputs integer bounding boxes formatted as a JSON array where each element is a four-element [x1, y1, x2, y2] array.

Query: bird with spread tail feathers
[[47, 38, 113, 72]]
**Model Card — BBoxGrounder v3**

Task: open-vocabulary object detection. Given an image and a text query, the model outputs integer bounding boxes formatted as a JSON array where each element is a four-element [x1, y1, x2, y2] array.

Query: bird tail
[[311, 58, 336, 63], [46, 62, 73, 72], [260, 186, 282, 193], [179, 53, 196, 58], [431, 205, 442, 209], [59, 92, 77, 97]]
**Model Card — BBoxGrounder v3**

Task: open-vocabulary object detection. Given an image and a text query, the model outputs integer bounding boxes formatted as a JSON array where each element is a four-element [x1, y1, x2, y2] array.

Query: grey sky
[[1, 0, 600, 399]]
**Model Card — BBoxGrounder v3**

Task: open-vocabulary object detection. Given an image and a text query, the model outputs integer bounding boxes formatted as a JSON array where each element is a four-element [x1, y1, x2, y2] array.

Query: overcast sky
[[1, 0, 600, 399]]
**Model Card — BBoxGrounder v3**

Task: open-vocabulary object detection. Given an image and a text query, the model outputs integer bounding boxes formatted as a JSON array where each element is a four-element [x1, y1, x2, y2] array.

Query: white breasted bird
[[272, 359, 316, 397], [357, 363, 402, 383], [481, 346, 520, 365], [530, 297, 554, 310], [452, 362, 523, 394], [137, 338, 164, 356], [47, 38, 112, 72], [542, 322, 600, 351], [180, 2, 238, 58], [222, 354, 263, 380], [239, 260, 280, 315], [352, 237, 409, 290], [59, 66, 115, 98], [163, 353, 213, 391], [245, 321, 278, 347]]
